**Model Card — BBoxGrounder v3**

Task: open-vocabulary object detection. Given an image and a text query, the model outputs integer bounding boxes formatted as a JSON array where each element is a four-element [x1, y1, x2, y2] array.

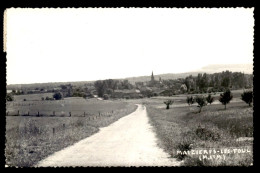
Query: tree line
[[94, 79, 134, 97], [183, 71, 253, 93]]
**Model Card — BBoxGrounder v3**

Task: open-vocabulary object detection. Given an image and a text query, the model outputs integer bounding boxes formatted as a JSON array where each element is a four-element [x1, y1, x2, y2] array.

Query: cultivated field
[[5, 95, 137, 167], [137, 89, 253, 166]]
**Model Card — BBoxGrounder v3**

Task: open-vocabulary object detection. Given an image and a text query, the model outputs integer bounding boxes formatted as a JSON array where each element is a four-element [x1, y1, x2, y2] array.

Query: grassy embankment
[[143, 90, 253, 166], [5, 94, 137, 167]]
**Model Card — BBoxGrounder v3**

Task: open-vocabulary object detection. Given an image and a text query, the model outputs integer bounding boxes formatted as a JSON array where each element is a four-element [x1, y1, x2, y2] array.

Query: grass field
[[141, 89, 253, 166], [11, 93, 55, 102], [5, 97, 137, 167], [6, 94, 131, 116], [5, 90, 253, 166]]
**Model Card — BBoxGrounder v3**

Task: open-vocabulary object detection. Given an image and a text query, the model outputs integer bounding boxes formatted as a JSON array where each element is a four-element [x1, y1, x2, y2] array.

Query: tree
[[163, 100, 174, 109], [53, 92, 63, 100], [6, 93, 14, 101], [221, 77, 230, 88], [186, 96, 194, 106], [140, 89, 153, 98], [241, 90, 253, 106], [94, 80, 106, 97], [219, 89, 233, 109], [195, 96, 207, 113], [180, 84, 187, 94], [206, 94, 214, 105]]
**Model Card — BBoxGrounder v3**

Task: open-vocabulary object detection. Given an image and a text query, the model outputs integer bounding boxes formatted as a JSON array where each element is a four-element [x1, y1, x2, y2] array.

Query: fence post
[[99, 111, 100, 116], [63, 124, 65, 129], [69, 112, 71, 117], [37, 111, 39, 117], [18, 110, 19, 116], [53, 128, 55, 135]]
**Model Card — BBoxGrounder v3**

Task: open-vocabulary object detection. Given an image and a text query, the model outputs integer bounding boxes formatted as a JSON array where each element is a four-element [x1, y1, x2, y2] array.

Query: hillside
[[194, 64, 253, 74], [123, 64, 253, 84]]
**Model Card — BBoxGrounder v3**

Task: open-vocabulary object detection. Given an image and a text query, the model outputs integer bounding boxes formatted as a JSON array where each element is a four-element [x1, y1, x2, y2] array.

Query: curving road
[[36, 104, 180, 167]]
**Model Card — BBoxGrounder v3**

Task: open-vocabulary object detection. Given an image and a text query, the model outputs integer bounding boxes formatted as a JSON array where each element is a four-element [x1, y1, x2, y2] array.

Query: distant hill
[[7, 64, 253, 88], [193, 64, 253, 74], [123, 64, 253, 84], [122, 72, 200, 84]]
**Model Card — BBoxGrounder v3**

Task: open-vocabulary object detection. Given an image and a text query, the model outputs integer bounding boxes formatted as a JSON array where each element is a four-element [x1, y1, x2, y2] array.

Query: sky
[[5, 8, 254, 84]]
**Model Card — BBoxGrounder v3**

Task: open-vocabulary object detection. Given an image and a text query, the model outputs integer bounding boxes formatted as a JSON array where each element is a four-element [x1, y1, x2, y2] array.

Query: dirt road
[[36, 104, 180, 167]]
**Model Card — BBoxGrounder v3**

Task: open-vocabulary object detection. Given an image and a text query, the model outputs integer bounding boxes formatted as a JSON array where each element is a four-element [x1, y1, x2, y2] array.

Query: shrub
[[241, 90, 253, 107], [103, 94, 109, 100], [82, 93, 87, 99], [175, 140, 193, 160], [195, 96, 207, 113], [45, 96, 50, 100], [195, 125, 220, 141], [53, 92, 63, 100], [41, 97, 44, 101], [186, 96, 194, 106], [24, 119, 44, 136], [206, 94, 214, 105], [153, 93, 158, 97], [219, 89, 233, 109], [6, 93, 14, 101], [23, 99, 26, 101], [163, 100, 174, 109]]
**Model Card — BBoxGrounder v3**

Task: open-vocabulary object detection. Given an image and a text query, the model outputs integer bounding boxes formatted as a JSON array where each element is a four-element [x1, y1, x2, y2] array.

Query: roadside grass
[[144, 98, 253, 166], [5, 100, 137, 167]]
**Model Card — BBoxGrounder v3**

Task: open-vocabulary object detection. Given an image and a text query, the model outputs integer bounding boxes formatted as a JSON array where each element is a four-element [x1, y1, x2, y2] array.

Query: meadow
[[5, 90, 253, 167], [5, 94, 137, 167], [140, 89, 253, 166]]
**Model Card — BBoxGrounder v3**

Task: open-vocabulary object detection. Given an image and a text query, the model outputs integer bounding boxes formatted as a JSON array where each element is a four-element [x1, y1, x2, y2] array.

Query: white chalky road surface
[[36, 104, 180, 167]]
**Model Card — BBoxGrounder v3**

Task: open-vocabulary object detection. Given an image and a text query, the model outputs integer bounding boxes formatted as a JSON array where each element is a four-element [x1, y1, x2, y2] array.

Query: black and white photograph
[[4, 8, 254, 167]]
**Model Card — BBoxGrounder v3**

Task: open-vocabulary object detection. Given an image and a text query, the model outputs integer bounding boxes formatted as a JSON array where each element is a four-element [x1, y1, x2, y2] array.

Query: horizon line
[[7, 68, 253, 86]]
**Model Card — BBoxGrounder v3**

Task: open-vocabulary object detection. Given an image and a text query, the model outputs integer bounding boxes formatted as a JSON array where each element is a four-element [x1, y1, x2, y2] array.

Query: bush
[[241, 90, 253, 106], [195, 96, 207, 113], [72, 92, 87, 98], [41, 97, 44, 101], [103, 94, 109, 100], [53, 92, 63, 100], [186, 96, 194, 106], [45, 96, 50, 100], [219, 89, 233, 109], [163, 100, 174, 109], [23, 99, 26, 101], [6, 93, 14, 101], [153, 93, 158, 97], [175, 140, 193, 160], [206, 94, 214, 105], [195, 125, 220, 141]]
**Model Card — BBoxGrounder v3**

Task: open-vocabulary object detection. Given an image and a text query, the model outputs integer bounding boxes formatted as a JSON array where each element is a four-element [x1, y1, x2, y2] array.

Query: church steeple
[[151, 71, 155, 82]]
